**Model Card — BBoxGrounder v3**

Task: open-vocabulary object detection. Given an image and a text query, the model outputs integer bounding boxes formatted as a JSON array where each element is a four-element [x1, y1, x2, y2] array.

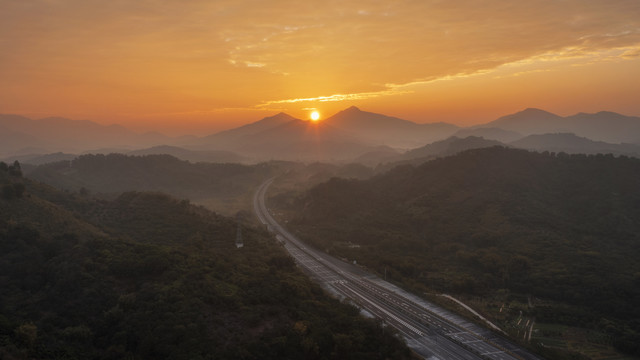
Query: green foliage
[[9, 161, 23, 177], [284, 147, 640, 356], [0, 161, 26, 200], [0, 175, 410, 359]]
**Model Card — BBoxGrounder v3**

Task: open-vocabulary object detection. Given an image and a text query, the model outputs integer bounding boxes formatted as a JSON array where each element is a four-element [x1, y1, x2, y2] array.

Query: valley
[[255, 178, 544, 360]]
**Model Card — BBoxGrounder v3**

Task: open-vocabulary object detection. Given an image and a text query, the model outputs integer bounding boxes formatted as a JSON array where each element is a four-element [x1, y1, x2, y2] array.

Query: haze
[[2, 0, 640, 135]]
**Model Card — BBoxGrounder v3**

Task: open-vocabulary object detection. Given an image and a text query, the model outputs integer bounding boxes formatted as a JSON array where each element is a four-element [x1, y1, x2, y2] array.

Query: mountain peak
[[268, 112, 297, 121], [344, 106, 361, 112], [519, 108, 557, 116]]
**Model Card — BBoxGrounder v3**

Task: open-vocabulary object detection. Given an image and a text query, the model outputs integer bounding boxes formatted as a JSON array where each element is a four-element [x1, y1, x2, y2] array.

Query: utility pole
[[235, 223, 244, 248]]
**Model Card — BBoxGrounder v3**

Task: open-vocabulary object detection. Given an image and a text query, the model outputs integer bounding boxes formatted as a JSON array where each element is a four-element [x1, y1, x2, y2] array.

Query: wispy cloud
[[259, 88, 412, 106]]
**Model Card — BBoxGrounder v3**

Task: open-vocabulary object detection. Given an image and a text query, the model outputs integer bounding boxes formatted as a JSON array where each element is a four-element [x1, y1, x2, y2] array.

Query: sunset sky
[[1, 0, 640, 135]]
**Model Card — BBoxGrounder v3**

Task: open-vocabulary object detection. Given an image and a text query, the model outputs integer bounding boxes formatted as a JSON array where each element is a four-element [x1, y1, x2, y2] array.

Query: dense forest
[[277, 147, 640, 356], [0, 162, 410, 359], [26, 154, 375, 215], [26, 154, 281, 214]]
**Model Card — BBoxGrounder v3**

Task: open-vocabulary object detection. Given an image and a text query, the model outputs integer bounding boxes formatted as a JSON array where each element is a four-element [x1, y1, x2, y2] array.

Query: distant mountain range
[[481, 108, 640, 144], [511, 133, 640, 156], [2, 106, 640, 163], [0, 114, 175, 155], [452, 127, 523, 143], [127, 145, 246, 163], [323, 106, 459, 148]]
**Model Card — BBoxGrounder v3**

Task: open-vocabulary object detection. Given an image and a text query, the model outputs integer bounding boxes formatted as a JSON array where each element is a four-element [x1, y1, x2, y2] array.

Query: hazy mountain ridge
[[366, 136, 509, 171], [127, 145, 246, 163], [26, 153, 276, 205], [512, 133, 640, 156], [0, 114, 174, 155], [402, 136, 506, 160], [482, 108, 640, 143], [197, 112, 298, 149], [192, 107, 640, 162], [4, 106, 640, 163], [200, 114, 381, 161], [324, 106, 459, 148], [453, 127, 523, 142], [239, 119, 372, 161]]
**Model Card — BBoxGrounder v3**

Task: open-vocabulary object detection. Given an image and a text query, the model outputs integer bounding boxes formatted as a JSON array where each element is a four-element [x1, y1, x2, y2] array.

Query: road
[[254, 178, 544, 360]]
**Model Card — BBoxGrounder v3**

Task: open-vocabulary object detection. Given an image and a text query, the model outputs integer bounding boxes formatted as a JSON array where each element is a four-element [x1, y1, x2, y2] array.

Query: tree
[[9, 160, 22, 177], [13, 183, 26, 198], [2, 184, 15, 200], [15, 322, 38, 348]]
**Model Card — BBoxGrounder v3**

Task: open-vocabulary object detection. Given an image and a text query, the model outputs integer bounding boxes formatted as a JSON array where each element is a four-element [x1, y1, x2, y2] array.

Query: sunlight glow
[[310, 111, 320, 121]]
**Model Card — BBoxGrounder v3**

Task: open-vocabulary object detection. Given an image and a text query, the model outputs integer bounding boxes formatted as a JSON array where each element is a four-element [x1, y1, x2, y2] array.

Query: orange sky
[[1, 0, 640, 135]]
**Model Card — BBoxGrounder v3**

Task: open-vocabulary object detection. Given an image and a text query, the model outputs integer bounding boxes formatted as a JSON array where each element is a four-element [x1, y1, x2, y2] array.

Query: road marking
[[482, 350, 506, 356]]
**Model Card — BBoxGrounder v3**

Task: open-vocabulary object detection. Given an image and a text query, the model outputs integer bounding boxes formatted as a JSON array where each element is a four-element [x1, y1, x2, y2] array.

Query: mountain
[[197, 112, 374, 161], [351, 146, 402, 166], [453, 127, 523, 143], [198, 112, 298, 149], [2, 152, 78, 166], [0, 114, 173, 155], [564, 111, 640, 143], [7, 107, 640, 163], [481, 108, 566, 134], [511, 133, 640, 156], [370, 136, 506, 172], [324, 106, 459, 148], [401, 136, 506, 161], [26, 153, 279, 214], [127, 145, 246, 163], [480, 108, 640, 143], [2, 146, 247, 173], [0, 124, 47, 154], [245, 120, 374, 161]]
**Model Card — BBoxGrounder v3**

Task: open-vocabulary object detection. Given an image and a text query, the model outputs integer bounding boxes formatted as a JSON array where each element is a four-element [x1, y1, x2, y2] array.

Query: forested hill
[[27, 153, 277, 200], [287, 147, 640, 355], [0, 163, 410, 359]]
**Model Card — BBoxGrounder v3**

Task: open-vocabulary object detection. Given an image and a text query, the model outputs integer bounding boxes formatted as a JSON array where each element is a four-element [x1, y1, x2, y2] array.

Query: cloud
[[259, 87, 412, 106], [1, 0, 639, 120]]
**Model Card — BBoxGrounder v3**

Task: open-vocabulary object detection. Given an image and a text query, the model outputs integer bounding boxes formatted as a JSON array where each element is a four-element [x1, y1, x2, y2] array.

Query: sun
[[310, 111, 320, 121]]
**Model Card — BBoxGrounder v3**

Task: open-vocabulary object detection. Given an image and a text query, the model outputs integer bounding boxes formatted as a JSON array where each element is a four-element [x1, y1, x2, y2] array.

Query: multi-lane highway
[[254, 178, 544, 360]]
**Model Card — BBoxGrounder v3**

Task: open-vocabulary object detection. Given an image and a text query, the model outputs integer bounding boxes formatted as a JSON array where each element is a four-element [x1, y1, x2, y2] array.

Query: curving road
[[254, 178, 544, 360]]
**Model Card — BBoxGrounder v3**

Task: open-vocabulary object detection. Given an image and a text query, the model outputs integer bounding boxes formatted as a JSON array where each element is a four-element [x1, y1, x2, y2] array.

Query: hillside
[[401, 136, 506, 160], [26, 154, 281, 214], [369, 136, 507, 172], [453, 127, 523, 143], [0, 114, 171, 155], [281, 147, 640, 356], [237, 119, 371, 161], [0, 162, 410, 359], [127, 145, 246, 164], [483, 108, 565, 134], [511, 133, 640, 156], [198, 112, 298, 150], [324, 106, 459, 148], [481, 108, 640, 143], [199, 113, 375, 162]]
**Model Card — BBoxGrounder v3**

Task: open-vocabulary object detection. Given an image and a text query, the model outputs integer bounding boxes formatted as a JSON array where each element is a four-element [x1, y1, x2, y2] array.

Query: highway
[[254, 178, 544, 360]]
